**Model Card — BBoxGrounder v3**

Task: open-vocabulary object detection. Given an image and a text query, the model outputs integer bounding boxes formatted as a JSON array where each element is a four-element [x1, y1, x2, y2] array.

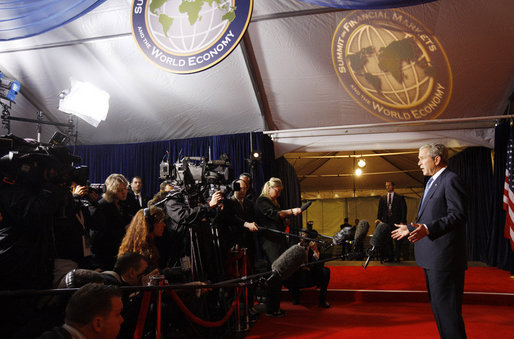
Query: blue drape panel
[[72, 132, 276, 201], [448, 148, 493, 263], [276, 157, 303, 234], [0, 0, 107, 41], [487, 121, 512, 270], [297, 0, 436, 9], [447, 124, 512, 271]]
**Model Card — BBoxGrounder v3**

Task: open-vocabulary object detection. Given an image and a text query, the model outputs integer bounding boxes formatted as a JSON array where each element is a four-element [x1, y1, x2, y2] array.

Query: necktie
[[387, 193, 392, 217], [136, 194, 142, 207], [420, 177, 434, 207]]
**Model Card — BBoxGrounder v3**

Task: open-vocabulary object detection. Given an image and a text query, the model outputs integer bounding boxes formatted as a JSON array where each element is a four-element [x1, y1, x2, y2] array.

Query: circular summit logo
[[132, 0, 252, 73], [331, 10, 452, 121]]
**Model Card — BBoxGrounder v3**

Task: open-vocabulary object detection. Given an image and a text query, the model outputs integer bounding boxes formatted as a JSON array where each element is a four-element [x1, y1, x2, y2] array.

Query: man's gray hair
[[420, 143, 448, 164]]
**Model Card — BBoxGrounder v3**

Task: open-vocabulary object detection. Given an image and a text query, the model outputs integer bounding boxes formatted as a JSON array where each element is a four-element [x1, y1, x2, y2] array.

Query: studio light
[[251, 150, 261, 161], [58, 78, 110, 127], [357, 158, 366, 168], [0, 72, 21, 103], [354, 168, 363, 176]]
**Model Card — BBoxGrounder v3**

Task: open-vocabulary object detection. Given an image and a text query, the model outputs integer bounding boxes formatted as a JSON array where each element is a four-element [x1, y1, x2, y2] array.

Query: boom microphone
[[331, 229, 347, 246], [362, 222, 390, 269], [270, 244, 306, 280], [354, 220, 370, 244], [300, 200, 312, 211]]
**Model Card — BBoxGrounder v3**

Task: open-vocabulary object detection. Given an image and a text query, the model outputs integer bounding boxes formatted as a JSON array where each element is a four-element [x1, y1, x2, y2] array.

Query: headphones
[[230, 179, 241, 192], [144, 207, 154, 232], [64, 268, 76, 288]]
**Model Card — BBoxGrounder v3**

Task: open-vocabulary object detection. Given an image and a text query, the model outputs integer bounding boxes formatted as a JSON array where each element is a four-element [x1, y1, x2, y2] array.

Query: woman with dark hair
[[90, 174, 132, 270], [117, 207, 166, 269], [254, 177, 302, 317]]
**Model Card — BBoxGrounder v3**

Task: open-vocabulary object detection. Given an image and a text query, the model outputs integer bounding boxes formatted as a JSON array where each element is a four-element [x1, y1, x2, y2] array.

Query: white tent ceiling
[[0, 0, 512, 146], [0, 0, 512, 195]]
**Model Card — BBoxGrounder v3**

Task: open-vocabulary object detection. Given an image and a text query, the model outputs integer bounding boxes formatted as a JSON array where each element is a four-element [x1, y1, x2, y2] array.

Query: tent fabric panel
[[270, 128, 495, 157], [298, 0, 436, 9], [0, 0, 107, 41]]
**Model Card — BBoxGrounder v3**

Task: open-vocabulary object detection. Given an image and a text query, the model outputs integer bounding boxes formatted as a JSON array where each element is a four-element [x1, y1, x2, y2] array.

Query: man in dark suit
[[377, 181, 407, 261], [392, 143, 467, 339], [126, 176, 149, 215]]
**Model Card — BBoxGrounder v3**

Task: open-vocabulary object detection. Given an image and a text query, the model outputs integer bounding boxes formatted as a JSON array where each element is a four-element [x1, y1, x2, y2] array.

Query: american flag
[[504, 123, 514, 250]]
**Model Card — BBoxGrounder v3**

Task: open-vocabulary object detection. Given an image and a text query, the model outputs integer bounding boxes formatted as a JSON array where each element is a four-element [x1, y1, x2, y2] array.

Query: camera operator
[[217, 178, 259, 316], [218, 179, 258, 272], [0, 154, 66, 290], [164, 185, 223, 280], [52, 181, 97, 286], [0, 140, 71, 338]]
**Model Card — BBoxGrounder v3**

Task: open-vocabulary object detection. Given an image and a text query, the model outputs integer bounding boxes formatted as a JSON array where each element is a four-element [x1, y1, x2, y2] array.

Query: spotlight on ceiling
[[58, 78, 110, 127], [355, 168, 363, 176], [357, 158, 366, 168]]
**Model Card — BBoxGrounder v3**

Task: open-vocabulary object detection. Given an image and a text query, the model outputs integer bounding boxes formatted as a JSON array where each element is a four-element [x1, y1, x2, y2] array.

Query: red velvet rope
[[168, 287, 243, 327]]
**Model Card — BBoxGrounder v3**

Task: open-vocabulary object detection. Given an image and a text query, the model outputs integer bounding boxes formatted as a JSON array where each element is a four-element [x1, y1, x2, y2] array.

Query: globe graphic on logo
[[346, 25, 434, 108], [147, 0, 236, 54]]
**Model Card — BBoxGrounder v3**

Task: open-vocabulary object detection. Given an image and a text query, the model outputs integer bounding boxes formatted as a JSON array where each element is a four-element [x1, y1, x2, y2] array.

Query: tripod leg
[[189, 228, 205, 281]]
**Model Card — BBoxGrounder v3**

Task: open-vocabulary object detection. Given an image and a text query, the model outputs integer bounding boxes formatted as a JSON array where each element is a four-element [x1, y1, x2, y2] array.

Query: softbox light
[[58, 78, 109, 127]]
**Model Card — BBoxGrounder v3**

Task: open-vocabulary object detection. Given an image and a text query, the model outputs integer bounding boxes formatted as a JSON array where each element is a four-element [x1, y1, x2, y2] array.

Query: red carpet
[[246, 265, 514, 338], [327, 265, 514, 293]]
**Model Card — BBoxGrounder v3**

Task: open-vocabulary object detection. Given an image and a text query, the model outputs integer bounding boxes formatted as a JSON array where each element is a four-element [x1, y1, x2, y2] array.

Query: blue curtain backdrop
[[446, 122, 512, 271], [448, 148, 494, 263], [72, 132, 277, 201], [486, 120, 512, 271], [0, 0, 107, 41]]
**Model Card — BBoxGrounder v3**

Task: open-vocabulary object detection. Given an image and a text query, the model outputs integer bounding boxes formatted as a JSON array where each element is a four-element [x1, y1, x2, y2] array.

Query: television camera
[[159, 154, 239, 201], [0, 134, 88, 187]]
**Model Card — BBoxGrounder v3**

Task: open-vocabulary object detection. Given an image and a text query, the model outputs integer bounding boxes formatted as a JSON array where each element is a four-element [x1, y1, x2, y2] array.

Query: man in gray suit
[[392, 143, 467, 339]]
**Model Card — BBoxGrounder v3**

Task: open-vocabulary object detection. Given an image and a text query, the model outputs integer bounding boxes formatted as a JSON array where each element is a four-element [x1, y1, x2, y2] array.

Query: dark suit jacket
[[219, 196, 255, 253], [410, 168, 467, 271], [377, 192, 407, 225], [126, 190, 149, 214]]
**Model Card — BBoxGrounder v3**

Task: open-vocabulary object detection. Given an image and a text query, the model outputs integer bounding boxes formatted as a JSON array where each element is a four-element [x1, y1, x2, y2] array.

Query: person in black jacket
[[126, 176, 149, 215], [0, 175, 65, 338], [164, 186, 223, 280], [39, 283, 123, 339], [53, 183, 97, 285], [219, 179, 258, 260], [377, 181, 407, 262], [90, 174, 132, 270], [254, 177, 303, 317]]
